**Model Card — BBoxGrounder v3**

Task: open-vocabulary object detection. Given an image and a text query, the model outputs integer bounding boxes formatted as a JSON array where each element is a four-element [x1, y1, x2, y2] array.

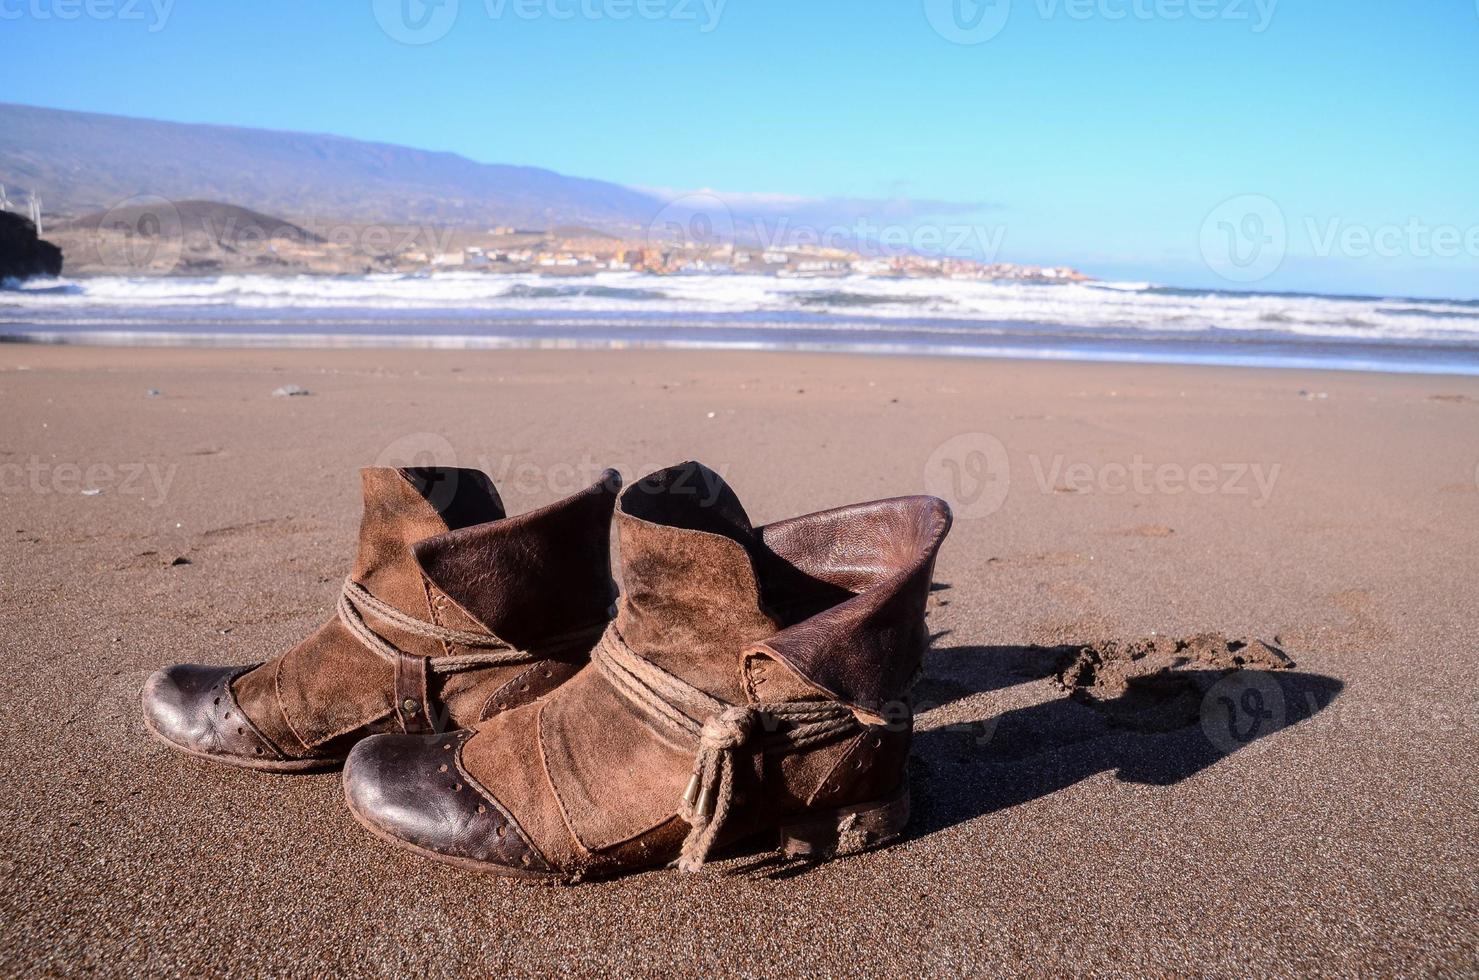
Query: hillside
[[49, 199, 336, 275], [0, 103, 664, 231], [63, 200, 323, 242]]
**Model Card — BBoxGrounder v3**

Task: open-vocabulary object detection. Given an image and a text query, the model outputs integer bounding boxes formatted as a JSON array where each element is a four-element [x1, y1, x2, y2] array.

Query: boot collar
[[747, 494, 953, 716], [612, 462, 778, 704], [610, 462, 952, 713], [350, 467, 504, 618], [414, 470, 622, 648]]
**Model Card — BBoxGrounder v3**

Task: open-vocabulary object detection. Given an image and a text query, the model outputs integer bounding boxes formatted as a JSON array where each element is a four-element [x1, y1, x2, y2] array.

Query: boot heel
[[778, 787, 910, 860]]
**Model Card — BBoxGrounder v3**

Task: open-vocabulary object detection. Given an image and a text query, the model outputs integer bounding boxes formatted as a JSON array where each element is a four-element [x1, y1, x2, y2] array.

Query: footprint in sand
[[198, 517, 319, 542], [1106, 524, 1175, 538], [1054, 633, 1294, 733], [985, 551, 1092, 567]]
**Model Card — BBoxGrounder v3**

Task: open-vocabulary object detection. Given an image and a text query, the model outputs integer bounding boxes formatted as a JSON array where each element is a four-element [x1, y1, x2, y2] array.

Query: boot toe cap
[[343, 731, 553, 877], [141, 663, 282, 765]]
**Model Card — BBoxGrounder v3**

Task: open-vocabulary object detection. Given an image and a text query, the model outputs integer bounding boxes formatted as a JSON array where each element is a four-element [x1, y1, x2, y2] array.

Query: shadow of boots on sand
[[908, 642, 1344, 840], [726, 638, 1341, 880]]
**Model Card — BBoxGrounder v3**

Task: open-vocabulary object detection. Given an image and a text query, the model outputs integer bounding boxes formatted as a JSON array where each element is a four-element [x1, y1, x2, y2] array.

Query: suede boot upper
[[142, 466, 620, 770], [343, 462, 951, 878]]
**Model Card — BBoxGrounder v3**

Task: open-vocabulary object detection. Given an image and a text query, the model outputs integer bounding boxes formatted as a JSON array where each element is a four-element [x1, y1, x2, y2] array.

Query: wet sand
[[2, 345, 1476, 975]]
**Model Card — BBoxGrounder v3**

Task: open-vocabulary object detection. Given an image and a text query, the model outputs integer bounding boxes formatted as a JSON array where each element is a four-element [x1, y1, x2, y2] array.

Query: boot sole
[[341, 784, 557, 883], [344, 786, 911, 883], [141, 714, 344, 773], [776, 786, 912, 861]]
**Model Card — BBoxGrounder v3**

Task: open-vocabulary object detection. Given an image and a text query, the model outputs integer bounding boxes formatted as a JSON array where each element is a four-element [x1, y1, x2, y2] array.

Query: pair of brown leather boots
[[142, 461, 951, 881]]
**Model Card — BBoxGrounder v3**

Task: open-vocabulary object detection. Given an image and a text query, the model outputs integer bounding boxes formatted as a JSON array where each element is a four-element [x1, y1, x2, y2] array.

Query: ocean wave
[[1378, 305, 1479, 322], [1087, 280, 1157, 292], [2, 271, 1477, 348], [0, 276, 84, 296], [500, 282, 669, 301], [794, 290, 939, 307]]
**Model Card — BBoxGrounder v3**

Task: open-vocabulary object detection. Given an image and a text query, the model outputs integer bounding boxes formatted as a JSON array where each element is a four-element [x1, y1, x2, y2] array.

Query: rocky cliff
[[0, 211, 63, 281]]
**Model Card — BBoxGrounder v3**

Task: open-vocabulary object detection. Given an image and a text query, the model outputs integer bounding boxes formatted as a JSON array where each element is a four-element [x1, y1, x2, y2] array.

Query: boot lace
[[593, 625, 858, 872], [338, 578, 592, 674]]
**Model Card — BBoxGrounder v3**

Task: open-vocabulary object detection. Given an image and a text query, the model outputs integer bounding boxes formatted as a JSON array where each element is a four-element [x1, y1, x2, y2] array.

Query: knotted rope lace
[[593, 625, 858, 872], [338, 578, 588, 674]]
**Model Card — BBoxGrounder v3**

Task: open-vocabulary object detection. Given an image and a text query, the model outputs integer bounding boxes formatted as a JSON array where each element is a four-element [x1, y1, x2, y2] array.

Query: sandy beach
[[2, 344, 1476, 975]]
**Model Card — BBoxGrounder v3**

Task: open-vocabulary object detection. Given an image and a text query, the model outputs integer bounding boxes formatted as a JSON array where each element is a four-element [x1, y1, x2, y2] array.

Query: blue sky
[[3, 0, 1477, 297]]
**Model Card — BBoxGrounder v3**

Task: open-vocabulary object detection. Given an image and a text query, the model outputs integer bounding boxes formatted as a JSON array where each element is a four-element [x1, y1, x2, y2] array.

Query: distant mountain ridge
[[0, 103, 666, 231]]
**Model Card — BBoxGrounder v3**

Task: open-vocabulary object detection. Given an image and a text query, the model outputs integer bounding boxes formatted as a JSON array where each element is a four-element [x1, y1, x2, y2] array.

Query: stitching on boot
[[270, 656, 316, 757], [226, 665, 289, 760], [453, 736, 550, 871], [421, 571, 522, 657], [479, 661, 542, 719], [741, 654, 776, 702], [311, 705, 397, 747], [421, 576, 453, 658], [804, 732, 868, 807], [536, 698, 605, 860]]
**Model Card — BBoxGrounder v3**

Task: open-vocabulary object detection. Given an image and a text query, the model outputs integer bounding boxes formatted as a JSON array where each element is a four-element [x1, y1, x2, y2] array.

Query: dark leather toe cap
[[141, 663, 286, 764], [343, 731, 552, 876]]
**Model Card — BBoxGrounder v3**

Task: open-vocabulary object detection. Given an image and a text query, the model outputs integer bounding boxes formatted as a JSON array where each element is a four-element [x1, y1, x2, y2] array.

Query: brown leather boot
[[142, 466, 621, 772], [342, 462, 950, 879]]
